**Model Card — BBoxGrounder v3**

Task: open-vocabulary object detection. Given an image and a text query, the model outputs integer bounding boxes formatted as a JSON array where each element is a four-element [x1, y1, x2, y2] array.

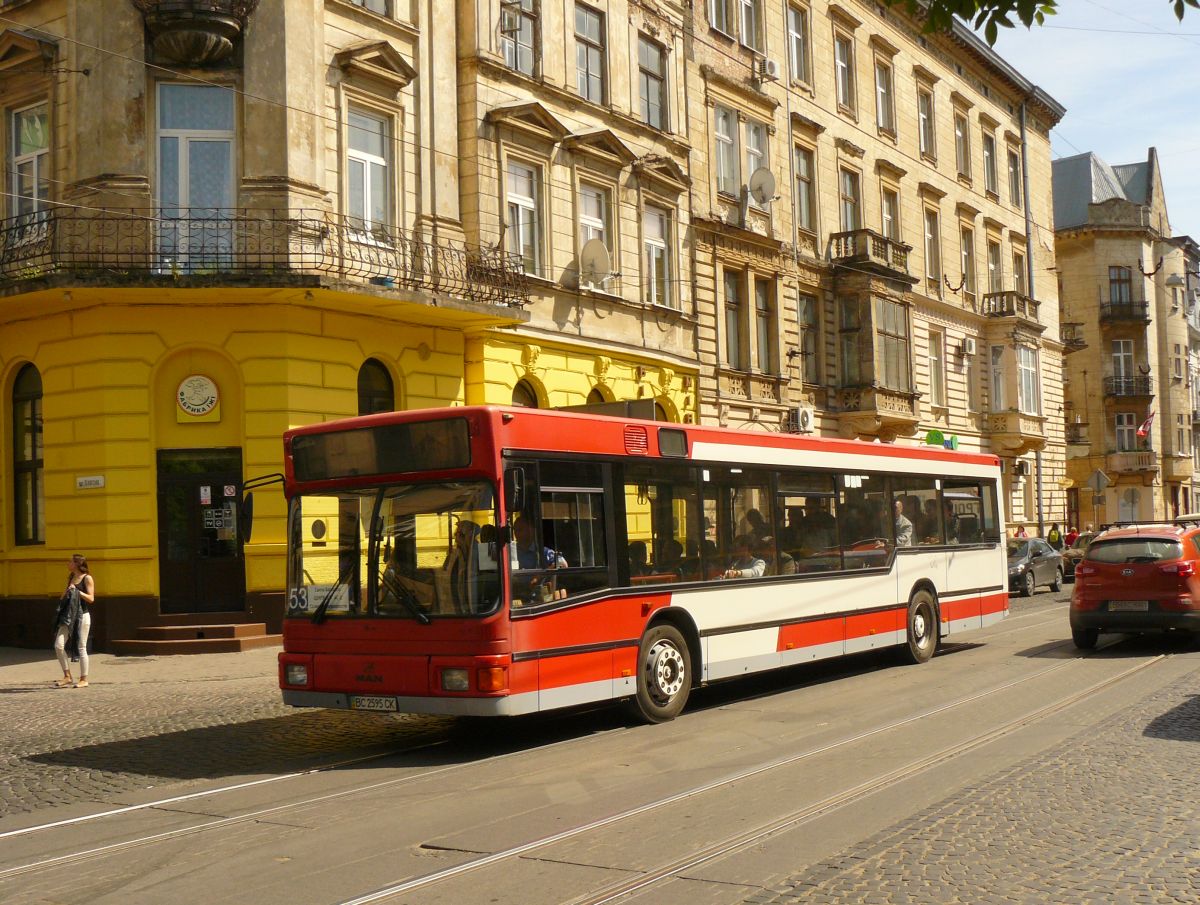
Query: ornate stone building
[[686, 0, 1066, 532], [0, 0, 1068, 649], [1055, 148, 1199, 525]]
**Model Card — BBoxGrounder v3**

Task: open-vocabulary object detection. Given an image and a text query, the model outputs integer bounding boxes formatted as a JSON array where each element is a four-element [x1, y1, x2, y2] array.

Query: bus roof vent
[[624, 425, 650, 456]]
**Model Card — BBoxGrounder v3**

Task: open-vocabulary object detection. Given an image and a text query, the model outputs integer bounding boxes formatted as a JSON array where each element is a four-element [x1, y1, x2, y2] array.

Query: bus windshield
[[286, 481, 500, 620]]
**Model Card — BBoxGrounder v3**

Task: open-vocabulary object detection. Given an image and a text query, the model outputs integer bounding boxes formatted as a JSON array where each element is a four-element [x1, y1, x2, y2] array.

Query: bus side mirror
[[240, 493, 255, 544], [504, 468, 526, 516]]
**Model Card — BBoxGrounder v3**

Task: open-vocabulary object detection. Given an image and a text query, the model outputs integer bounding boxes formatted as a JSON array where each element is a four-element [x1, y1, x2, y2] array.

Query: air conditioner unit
[[963, 337, 977, 356], [757, 58, 781, 82], [787, 405, 815, 434]]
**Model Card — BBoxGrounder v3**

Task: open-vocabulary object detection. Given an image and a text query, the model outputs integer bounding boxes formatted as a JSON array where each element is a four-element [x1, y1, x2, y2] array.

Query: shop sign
[[177, 374, 220, 420]]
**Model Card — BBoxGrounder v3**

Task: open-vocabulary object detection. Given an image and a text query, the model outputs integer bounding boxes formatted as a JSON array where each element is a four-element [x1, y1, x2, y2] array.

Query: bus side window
[[943, 481, 985, 544], [622, 464, 700, 585], [893, 475, 943, 545], [522, 460, 611, 604]]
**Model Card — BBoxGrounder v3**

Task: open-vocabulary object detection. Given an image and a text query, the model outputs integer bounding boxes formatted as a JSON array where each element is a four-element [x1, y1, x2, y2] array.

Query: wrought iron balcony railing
[[1102, 376, 1153, 397], [1099, 300, 1151, 323], [0, 208, 529, 308]]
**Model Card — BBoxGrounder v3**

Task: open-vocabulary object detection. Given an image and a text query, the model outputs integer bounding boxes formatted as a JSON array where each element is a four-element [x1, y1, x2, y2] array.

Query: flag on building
[[1136, 411, 1155, 438]]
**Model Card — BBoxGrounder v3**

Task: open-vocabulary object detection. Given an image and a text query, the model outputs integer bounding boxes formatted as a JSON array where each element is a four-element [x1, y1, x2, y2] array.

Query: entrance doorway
[[157, 448, 246, 614]]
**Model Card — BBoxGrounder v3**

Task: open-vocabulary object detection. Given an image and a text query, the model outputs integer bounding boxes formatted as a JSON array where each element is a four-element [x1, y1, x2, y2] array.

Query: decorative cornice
[[912, 63, 940, 85], [918, 181, 948, 201], [836, 137, 866, 159], [333, 40, 417, 96], [790, 111, 826, 135], [869, 33, 899, 57], [875, 159, 907, 179]]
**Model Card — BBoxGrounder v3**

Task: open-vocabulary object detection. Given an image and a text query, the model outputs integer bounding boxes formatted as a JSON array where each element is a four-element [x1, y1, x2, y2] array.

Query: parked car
[[1062, 531, 1097, 580], [1007, 538, 1064, 597], [1070, 523, 1200, 648]]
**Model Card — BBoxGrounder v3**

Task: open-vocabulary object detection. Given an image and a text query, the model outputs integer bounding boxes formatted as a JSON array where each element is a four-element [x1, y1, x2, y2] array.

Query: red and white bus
[[278, 406, 1007, 722]]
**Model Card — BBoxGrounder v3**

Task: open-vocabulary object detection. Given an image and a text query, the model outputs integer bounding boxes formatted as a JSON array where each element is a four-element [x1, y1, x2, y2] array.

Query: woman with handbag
[[52, 554, 95, 688]]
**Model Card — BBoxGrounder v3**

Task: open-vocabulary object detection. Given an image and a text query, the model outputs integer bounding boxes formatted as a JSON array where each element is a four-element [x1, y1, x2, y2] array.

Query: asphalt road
[[2, 586, 1199, 904]]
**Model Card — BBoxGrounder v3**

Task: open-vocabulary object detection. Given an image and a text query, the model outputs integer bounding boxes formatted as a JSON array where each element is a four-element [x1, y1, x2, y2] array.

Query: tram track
[[336, 639, 1159, 905], [0, 613, 1116, 898]]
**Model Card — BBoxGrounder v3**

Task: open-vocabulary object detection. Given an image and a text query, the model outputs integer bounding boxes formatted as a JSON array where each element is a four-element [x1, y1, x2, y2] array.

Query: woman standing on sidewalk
[[53, 554, 94, 688]]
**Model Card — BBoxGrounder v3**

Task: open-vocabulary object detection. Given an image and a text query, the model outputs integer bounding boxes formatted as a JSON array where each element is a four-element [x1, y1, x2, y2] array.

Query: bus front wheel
[[631, 624, 691, 723], [903, 589, 939, 665]]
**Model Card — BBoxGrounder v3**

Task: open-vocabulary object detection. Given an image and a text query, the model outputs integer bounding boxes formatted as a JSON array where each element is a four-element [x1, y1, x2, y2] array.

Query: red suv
[[1070, 523, 1200, 648]]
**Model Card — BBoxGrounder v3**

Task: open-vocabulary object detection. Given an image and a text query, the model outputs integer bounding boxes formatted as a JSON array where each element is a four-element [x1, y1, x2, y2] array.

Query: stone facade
[[685, 0, 1066, 532], [1056, 148, 1199, 526], [0, 0, 1068, 648]]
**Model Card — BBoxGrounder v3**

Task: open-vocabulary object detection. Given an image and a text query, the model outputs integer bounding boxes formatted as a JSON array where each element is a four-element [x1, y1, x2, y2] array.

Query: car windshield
[[1085, 538, 1183, 564], [1006, 540, 1028, 558], [286, 481, 500, 620], [1070, 534, 1093, 551]]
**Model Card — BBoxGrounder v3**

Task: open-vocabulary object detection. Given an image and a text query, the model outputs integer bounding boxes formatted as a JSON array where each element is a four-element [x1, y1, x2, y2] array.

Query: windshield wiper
[[379, 570, 432, 625]]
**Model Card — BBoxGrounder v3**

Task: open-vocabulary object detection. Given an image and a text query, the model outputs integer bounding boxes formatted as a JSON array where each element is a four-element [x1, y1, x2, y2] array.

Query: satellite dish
[[748, 167, 777, 205], [579, 238, 611, 286]]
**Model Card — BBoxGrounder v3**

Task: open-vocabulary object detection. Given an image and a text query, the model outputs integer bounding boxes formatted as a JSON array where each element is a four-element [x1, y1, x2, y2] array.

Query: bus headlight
[[441, 668, 470, 692], [285, 663, 308, 686]]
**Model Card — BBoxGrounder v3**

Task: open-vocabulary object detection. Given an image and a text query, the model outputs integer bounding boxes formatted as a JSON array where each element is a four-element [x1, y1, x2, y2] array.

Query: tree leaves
[[880, 0, 1192, 45]]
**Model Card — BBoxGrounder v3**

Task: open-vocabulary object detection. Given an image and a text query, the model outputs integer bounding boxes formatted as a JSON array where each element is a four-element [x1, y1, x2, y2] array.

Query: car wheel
[[1021, 570, 1035, 597], [1050, 568, 1063, 593], [902, 588, 939, 665], [629, 624, 691, 723], [1072, 628, 1098, 650]]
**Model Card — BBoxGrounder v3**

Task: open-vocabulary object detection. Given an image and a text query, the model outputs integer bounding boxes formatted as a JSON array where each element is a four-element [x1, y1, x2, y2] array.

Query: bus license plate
[[1108, 600, 1149, 611], [351, 695, 398, 712]]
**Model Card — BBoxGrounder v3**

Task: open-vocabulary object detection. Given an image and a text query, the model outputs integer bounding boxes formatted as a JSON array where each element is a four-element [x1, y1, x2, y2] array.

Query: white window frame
[[924, 208, 941, 288], [346, 106, 392, 235], [709, 0, 734, 35], [350, 0, 391, 15], [745, 119, 767, 208], [794, 145, 815, 233], [754, 276, 775, 373], [1008, 148, 1023, 209], [881, 186, 899, 241], [798, 291, 820, 384], [834, 33, 856, 113], [1012, 249, 1027, 295], [961, 227, 976, 299], [501, 0, 538, 77], [839, 167, 860, 232], [982, 129, 998, 195], [966, 344, 979, 411], [574, 3, 606, 104], [991, 345, 1005, 411], [714, 105, 738, 196], [987, 239, 1002, 293], [1116, 412, 1136, 452], [10, 101, 49, 219], [643, 204, 672, 307], [1017, 345, 1040, 416], [874, 58, 895, 133], [506, 159, 542, 276], [954, 111, 971, 178], [724, 269, 746, 370], [917, 87, 935, 159], [929, 329, 946, 407], [787, 4, 810, 83], [739, 0, 763, 51], [578, 181, 609, 290], [1112, 338, 1133, 377], [637, 35, 667, 130]]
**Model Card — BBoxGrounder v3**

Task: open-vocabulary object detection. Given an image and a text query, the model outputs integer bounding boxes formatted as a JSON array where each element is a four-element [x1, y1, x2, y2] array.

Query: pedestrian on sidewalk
[[52, 554, 94, 688]]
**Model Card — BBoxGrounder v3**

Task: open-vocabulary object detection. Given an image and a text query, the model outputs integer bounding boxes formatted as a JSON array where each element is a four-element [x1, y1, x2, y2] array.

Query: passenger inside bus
[[512, 515, 567, 570], [723, 534, 766, 580], [627, 541, 650, 577]]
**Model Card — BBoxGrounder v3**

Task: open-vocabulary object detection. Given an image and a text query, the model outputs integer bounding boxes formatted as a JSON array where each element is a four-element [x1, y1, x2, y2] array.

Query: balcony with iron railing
[[829, 229, 911, 277], [1107, 450, 1158, 474], [1099, 299, 1151, 324], [981, 290, 1040, 324], [1102, 376, 1154, 397], [0, 208, 530, 309]]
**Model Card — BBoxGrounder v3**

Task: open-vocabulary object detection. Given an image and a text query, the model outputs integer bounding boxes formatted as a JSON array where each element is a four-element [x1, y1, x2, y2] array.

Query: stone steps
[[110, 623, 281, 656]]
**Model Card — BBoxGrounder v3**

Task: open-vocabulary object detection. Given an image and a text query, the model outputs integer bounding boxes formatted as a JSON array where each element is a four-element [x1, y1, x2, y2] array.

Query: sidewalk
[[0, 644, 281, 687]]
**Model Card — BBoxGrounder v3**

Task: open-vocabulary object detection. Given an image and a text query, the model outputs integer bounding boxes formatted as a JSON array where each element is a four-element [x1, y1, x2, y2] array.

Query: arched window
[[512, 380, 538, 408], [586, 388, 606, 405], [357, 358, 394, 415], [13, 364, 44, 544]]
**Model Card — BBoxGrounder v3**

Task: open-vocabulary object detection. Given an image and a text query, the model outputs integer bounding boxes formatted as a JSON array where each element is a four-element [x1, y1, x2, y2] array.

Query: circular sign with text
[[177, 374, 219, 417]]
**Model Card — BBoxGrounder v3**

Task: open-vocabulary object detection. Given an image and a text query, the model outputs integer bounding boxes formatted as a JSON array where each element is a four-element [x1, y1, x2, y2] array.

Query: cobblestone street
[[0, 647, 447, 818], [743, 656, 1200, 904]]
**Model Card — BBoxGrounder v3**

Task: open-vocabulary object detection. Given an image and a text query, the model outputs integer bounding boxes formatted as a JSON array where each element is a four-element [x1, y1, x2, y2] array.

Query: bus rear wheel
[[631, 624, 691, 724], [903, 589, 939, 665]]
